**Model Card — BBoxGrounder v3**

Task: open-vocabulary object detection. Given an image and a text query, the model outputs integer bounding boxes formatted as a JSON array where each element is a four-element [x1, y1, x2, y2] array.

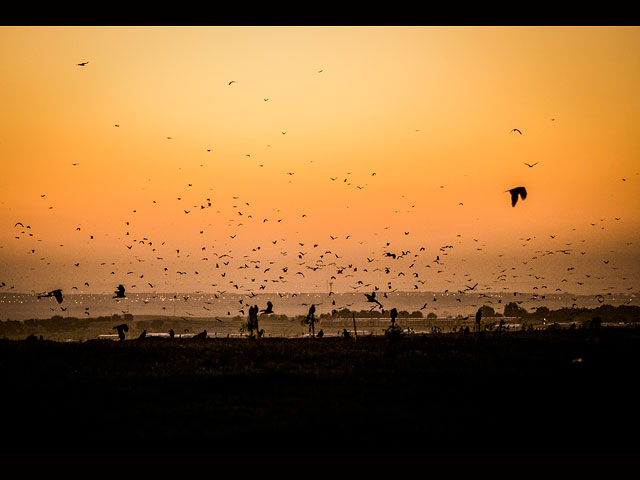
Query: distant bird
[[193, 329, 207, 339], [113, 284, 126, 298], [228, 80, 236, 85], [138, 330, 147, 340], [38, 289, 63, 304], [511, 128, 522, 135], [169, 328, 175, 339], [14, 222, 24, 228], [77, 61, 89, 66], [524, 162, 538, 168], [260, 301, 274, 314], [506, 186, 527, 207]]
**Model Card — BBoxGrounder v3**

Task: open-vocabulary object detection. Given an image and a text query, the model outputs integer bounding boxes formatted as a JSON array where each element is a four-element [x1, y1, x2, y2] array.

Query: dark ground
[[1, 328, 638, 454]]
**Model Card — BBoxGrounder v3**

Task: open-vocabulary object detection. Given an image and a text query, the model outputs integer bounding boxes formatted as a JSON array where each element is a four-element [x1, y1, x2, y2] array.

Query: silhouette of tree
[[503, 302, 529, 318]]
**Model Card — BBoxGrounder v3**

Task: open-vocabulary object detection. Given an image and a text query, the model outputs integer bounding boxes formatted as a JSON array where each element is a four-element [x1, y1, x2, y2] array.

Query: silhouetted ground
[[1, 328, 638, 453]]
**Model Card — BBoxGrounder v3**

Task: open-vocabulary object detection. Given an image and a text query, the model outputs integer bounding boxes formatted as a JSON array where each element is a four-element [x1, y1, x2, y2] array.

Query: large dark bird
[[38, 289, 63, 304], [506, 186, 527, 207], [113, 284, 126, 298], [511, 128, 522, 135], [260, 301, 274, 314], [365, 291, 384, 309]]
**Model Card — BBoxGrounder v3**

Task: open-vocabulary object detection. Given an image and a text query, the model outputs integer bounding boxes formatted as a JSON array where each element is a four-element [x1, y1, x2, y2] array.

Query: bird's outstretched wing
[[506, 186, 527, 207], [511, 128, 522, 134]]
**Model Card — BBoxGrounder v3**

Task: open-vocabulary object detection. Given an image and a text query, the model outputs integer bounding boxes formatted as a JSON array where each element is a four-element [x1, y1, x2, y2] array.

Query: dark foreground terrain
[[1, 328, 638, 452]]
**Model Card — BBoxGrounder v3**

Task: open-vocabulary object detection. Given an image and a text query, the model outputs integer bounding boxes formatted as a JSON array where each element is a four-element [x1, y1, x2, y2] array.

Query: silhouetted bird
[[113, 323, 128, 341], [506, 186, 527, 207], [193, 329, 207, 339], [38, 289, 63, 304], [169, 328, 175, 339], [260, 301, 274, 314], [511, 128, 522, 134], [138, 329, 147, 340], [317, 329, 324, 338], [365, 291, 383, 309], [113, 284, 126, 298], [524, 162, 538, 168], [77, 61, 89, 66]]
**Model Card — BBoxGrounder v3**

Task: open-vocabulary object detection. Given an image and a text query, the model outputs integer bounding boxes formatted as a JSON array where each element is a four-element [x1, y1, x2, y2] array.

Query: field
[[1, 327, 639, 453]]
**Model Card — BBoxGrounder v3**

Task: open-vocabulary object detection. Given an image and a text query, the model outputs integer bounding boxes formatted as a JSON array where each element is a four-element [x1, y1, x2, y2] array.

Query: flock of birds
[[1, 59, 636, 329]]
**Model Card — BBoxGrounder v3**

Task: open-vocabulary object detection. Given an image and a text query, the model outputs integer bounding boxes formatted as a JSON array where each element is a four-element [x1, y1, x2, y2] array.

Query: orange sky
[[1, 26, 638, 295]]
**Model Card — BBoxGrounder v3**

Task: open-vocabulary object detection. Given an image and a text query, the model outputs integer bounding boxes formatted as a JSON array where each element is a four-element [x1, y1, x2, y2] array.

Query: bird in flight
[[524, 162, 539, 168], [38, 289, 63, 304], [228, 80, 236, 85], [506, 186, 527, 207], [511, 128, 522, 135], [260, 301, 274, 314], [77, 61, 89, 66], [113, 284, 126, 299], [364, 291, 383, 309]]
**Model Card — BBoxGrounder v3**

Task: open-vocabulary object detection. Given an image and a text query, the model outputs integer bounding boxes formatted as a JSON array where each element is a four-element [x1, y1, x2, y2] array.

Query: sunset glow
[[1, 26, 639, 296]]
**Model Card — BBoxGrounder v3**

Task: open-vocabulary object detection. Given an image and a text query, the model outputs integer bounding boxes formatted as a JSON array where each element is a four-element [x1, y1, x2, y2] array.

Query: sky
[[0, 26, 639, 296]]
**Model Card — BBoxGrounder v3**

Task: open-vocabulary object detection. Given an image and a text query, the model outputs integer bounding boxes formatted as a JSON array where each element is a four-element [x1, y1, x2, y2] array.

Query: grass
[[1, 328, 638, 452]]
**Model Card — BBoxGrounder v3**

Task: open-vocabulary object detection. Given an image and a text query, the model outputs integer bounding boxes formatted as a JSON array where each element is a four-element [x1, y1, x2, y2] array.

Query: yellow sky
[[1, 26, 639, 295]]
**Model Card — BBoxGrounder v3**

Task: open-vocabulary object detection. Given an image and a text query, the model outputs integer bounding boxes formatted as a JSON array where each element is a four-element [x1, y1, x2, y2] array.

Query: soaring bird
[[260, 301, 274, 314], [77, 61, 89, 66], [511, 128, 522, 135], [193, 329, 207, 339], [38, 289, 63, 304], [365, 291, 383, 309], [524, 162, 539, 168], [228, 80, 236, 85], [506, 186, 527, 207], [113, 284, 126, 298]]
